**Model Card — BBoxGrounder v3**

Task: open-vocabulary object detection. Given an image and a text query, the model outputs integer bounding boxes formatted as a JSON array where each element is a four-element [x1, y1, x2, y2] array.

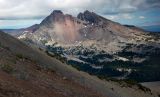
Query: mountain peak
[[51, 10, 63, 15], [84, 10, 92, 14], [40, 10, 64, 26], [77, 10, 101, 24]]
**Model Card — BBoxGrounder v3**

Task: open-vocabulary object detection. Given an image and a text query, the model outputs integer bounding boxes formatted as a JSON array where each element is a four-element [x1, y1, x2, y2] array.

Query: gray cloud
[[0, 0, 160, 20]]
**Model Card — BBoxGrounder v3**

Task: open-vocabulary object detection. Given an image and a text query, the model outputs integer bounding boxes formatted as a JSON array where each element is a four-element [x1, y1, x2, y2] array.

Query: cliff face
[[28, 10, 87, 43]]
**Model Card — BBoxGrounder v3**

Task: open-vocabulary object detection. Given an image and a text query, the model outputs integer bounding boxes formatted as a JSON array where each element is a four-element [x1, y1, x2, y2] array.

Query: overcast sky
[[0, 0, 160, 29]]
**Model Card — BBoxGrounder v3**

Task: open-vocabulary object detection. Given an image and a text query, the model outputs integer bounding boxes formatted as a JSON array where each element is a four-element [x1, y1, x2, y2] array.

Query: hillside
[[0, 30, 103, 97], [0, 29, 159, 97]]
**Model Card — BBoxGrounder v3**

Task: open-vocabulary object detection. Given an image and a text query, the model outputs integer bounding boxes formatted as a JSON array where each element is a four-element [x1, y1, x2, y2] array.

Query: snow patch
[[90, 65, 103, 69], [18, 33, 26, 39], [117, 57, 129, 61]]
